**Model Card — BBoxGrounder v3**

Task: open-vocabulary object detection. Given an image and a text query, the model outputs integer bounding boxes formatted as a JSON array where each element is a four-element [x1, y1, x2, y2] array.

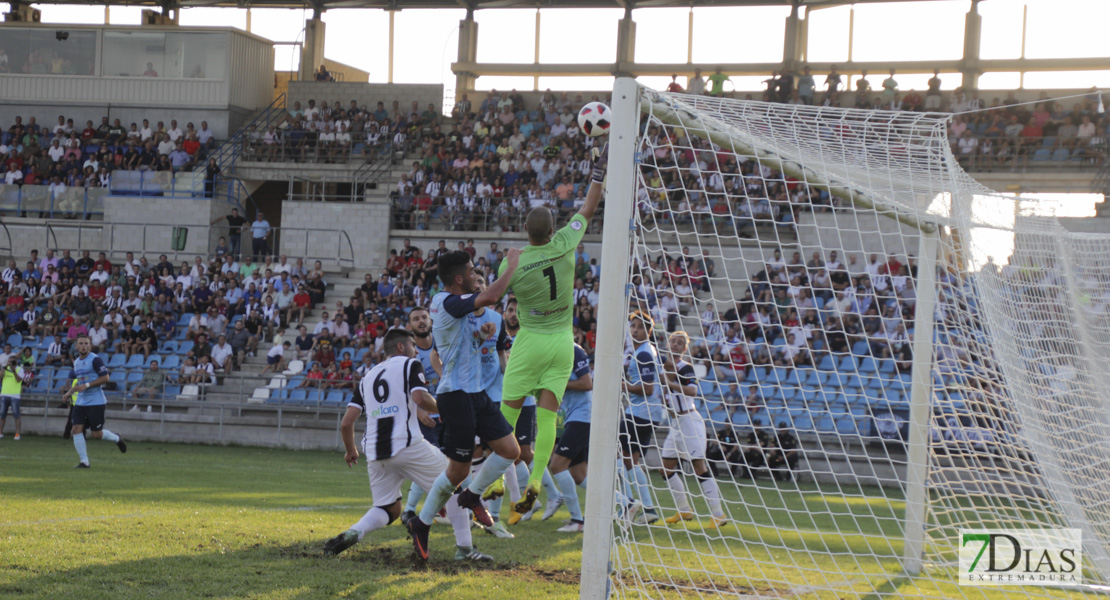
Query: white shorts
[[660, 411, 708, 461], [365, 439, 448, 505]]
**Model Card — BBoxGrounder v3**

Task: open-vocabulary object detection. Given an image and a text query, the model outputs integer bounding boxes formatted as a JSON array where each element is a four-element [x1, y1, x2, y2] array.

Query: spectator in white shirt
[[211, 334, 234, 375], [88, 264, 109, 285]]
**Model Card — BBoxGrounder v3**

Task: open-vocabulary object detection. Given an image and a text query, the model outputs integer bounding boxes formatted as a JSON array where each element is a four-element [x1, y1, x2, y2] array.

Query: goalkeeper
[[497, 143, 607, 523]]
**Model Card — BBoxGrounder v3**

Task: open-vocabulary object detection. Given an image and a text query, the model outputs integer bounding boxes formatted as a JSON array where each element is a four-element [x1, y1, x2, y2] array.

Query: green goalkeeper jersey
[[498, 213, 588, 334]]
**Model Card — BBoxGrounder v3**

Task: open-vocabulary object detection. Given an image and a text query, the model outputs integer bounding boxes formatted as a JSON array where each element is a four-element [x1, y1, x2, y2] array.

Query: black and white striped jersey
[[349, 355, 429, 461], [665, 360, 698, 414]]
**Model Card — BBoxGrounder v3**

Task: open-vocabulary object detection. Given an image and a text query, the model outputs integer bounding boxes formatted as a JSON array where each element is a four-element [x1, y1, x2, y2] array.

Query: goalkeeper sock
[[698, 472, 724, 518], [73, 432, 89, 464], [351, 506, 390, 540], [514, 461, 530, 497], [418, 472, 455, 527], [527, 408, 558, 488], [500, 403, 522, 431], [446, 495, 473, 548], [541, 465, 559, 501], [505, 462, 521, 502], [467, 453, 513, 496], [554, 471, 583, 522], [100, 429, 120, 443], [405, 482, 426, 513], [632, 464, 655, 510], [667, 473, 692, 513]]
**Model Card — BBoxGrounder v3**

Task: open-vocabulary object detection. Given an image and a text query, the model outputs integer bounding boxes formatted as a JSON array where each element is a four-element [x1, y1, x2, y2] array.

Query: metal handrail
[[41, 221, 357, 270], [214, 92, 287, 175], [0, 220, 14, 260]]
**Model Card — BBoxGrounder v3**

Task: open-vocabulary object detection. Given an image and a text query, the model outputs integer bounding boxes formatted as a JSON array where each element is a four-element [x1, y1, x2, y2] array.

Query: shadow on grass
[[0, 539, 582, 600]]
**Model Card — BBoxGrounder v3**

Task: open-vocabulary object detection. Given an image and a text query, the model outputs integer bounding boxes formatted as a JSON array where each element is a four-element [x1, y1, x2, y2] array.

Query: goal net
[[582, 79, 1110, 599]]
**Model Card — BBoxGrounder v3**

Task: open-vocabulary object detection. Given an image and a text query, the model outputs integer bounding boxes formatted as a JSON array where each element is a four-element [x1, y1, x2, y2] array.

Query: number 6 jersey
[[349, 355, 430, 460]]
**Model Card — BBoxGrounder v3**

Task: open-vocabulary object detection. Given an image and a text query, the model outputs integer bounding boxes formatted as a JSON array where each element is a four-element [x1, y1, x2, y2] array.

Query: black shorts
[[555, 421, 590, 466], [619, 414, 657, 458], [515, 405, 537, 446], [418, 415, 444, 449], [72, 404, 106, 432], [437, 390, 513, 464]]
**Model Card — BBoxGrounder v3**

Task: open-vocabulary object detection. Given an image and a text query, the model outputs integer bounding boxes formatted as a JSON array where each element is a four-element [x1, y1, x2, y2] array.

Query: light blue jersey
[[414, 338, 440, 415], [561, 345, 592, 424], [430, 291, 485, 394], [69, 352, 109, 407], [626, 340, 664, 423], [476, 309, 505, 402]]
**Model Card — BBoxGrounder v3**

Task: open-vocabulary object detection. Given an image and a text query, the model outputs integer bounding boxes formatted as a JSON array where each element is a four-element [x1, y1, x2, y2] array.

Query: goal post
[[581, 77, 1110, 599]]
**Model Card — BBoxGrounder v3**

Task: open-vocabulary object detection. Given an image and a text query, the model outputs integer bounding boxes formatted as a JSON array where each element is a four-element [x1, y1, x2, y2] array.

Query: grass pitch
[[0, 435, 1099, 599]]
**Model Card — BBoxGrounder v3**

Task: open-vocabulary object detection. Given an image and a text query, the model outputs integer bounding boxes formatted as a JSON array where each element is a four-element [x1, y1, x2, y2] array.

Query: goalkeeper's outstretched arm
[[577, 143, 607, 222]]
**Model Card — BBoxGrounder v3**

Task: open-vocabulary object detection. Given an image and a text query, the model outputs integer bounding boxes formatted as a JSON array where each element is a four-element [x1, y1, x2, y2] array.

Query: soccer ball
[[578, 102, 611, 137]]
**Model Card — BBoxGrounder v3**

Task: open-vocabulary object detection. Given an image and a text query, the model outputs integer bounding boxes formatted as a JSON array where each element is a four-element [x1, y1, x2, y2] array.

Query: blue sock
[[554, 471, 582, 522], [621, 466, 636, 504], [489, 496, 503, 521], [406, 482, 426, 513], [73, 432, 88, 464], [468, 454, 514, 496], [541, 468, 559, 502], [633, 465, 655, 510], [100, 429, 120, 443], [418, 472, 456, 526], [515, 461, 530, 495], [578, 476, 587, 489]]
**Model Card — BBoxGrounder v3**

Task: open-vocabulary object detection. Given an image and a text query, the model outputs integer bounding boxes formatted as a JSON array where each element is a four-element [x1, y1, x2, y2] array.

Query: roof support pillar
[[299, 15, 326, 82], [455, 9, 479, 93], [961, 0, 982, 90], [614, 6, 636, 77]]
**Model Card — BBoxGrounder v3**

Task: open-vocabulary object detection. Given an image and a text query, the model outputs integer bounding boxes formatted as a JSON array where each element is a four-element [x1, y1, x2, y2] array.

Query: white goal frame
[[578, 77, 943, 599]]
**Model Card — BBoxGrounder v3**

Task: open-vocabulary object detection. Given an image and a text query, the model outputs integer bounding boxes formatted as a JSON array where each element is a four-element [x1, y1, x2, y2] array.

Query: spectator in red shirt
[[94, 252, 112, 272], [313, 335, 336, 369], [300, 363, 325, 388], [290, 285, 312, 324], [88, 280, 106, 301]]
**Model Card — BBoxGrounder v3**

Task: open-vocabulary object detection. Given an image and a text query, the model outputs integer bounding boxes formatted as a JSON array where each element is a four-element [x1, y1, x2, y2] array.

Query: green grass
[[0, 435, 1100, 599]]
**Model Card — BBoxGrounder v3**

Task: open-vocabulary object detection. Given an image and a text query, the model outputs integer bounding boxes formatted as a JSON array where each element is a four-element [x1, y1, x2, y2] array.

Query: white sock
[[667, 473, 692, 513], [467, 453, 514, 496], [100, 429, 120, 443], [541, 468, 560, 502], [351, 506, 390, 540], [632, 465, 655, 510], [505, 462, 521, 502], [447, 496, 473, 548], [578, 475, 587, 489], [554, 471, 582, 522], [621, 466, 636, 504], [698, 473, 724, 518]]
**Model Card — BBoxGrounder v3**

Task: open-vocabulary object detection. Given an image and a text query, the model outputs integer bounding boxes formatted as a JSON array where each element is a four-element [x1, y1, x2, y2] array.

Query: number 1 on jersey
[[542, 266, 557, 301]]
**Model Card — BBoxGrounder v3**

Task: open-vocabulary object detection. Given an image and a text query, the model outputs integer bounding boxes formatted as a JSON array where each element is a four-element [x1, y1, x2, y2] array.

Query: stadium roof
[[10, 0, 954, 13]]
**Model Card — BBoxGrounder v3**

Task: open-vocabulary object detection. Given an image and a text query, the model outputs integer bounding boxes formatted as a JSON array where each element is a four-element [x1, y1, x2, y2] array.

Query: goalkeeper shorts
[[501, 329, 574, 403]]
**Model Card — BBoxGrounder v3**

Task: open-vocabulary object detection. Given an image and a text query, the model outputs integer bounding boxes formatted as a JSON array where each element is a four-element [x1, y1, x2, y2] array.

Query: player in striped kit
[[400, 306, 443, 524], [660, 331, 727, 528], [323, 329, 491, 562]]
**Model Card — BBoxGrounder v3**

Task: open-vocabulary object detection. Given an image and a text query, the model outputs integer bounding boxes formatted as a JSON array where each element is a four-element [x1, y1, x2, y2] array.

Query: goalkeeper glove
[[590, 142, 609, 184]]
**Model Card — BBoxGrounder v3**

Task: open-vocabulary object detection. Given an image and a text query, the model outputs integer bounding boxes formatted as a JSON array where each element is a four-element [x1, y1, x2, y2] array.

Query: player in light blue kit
[[401, 306, 444, 525], [619, 311, 664, 524], [62, 335, 126, 468], [547, 344, 592, 532]]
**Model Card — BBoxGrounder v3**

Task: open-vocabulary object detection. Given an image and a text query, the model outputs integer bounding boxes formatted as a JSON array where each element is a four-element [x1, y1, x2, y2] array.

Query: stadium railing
[[0, 184, 108, 219], [388, 193, 606, 234]]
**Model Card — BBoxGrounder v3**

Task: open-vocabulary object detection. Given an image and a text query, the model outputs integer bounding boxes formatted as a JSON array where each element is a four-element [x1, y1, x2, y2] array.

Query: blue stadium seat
[[126, 372, 144, 383], [355, 348, 369, 362], [836, 417, 862, 435], [305, 389, 324, 404], [109, 371, 127, 384], [161, 355, 180, 369], [878, 359, 897, 374], [837, 355, 857, 372], [144, 355, 161, 367], [804, 370, 826, 386], [867, 376, 886, 389], [843, 374, 863, 389], [784, 369, 803, 386], [28, 368, 53, 391], [177, 313, 193, 326], [851, 341, 870, 356], [124, 355, 145, 369], [858, 357, 878, 373], [324, 391, 346, 405], [107, 354, 127, 368], [287, 389, 308, 404], [815, 415, 835, 433], [793, 415, 814, 431], [1032, 148, 1052, 161], [159, 341, 178, 355], [1052, 148, 1069, 161], [709, 408, 730, 426], [177, 341, 193, 355], [6, 333, 21, 347], [698, 380, 717, 396]]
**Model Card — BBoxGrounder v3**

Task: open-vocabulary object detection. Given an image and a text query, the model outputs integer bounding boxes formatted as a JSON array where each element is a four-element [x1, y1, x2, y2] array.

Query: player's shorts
[[0, 396, 20, 420], [437, 389, 513, 463], [365, 439, 448, 505], [555, 421, 590, 466], [619, 414, 658, 458], [502, 328, 574, 402], [515, 405, 537, 446], [71, 404, 106, 431], [660, 411, 708, 461], [418, 415, 444, 450]]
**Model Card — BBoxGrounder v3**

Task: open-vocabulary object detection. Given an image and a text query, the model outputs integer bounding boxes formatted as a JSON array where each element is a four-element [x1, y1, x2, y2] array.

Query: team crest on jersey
[[417, 372, 427, 384]]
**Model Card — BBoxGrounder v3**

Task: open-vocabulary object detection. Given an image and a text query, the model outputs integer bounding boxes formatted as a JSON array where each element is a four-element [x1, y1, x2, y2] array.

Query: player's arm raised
[[577, 142, 608, 222], [474, 248, 520, 309]]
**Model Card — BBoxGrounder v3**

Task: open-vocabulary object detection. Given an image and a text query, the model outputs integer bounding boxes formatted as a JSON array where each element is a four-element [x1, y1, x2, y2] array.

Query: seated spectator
[[45, 334, 68, 367], [228, 319, 255, 369], [294, 325, 314, 361], [132, 360, 167, 399], [300, 362, 325, 388], [210, 334, 234, 376]]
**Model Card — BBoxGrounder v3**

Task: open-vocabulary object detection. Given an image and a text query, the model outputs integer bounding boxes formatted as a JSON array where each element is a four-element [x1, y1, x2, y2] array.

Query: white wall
[[280, 199, 391, 271]]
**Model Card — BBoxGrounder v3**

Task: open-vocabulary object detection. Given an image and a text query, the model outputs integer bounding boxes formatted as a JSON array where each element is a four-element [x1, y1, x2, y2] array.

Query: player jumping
[[324, 329, 491, 562], [659, 331, 727, 529], [407, 249, 520, 560], [62, 335, 126, 468], [498, 144, 606, 524]]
